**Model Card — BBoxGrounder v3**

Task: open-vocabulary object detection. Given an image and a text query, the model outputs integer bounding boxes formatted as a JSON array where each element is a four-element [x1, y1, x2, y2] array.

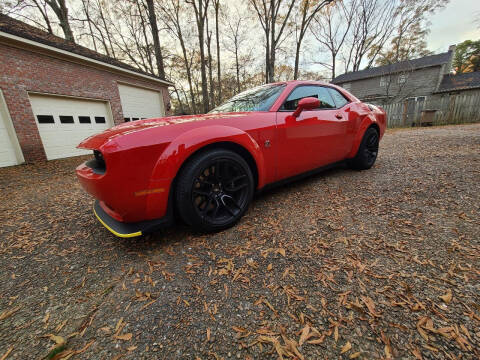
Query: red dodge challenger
[[76, 80, 386, 237]]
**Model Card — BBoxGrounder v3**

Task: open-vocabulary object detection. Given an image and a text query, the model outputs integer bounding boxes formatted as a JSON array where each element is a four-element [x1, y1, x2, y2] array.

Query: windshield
[[209, 83, 286, 113]]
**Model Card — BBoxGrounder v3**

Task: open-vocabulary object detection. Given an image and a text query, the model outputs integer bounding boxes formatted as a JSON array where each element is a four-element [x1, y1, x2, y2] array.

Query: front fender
[[143, 125, 265, 218], [347, 116, 378, 159], [154, 125, 265, 182]]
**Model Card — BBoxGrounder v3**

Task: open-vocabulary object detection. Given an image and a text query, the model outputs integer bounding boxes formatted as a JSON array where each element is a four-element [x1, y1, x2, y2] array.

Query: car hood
[[77, 112, 249, 150]]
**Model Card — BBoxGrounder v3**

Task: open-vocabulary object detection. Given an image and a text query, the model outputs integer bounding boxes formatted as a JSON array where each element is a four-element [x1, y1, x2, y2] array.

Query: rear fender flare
[[347, 117, 378, 158], [150, 125, 266, 188]]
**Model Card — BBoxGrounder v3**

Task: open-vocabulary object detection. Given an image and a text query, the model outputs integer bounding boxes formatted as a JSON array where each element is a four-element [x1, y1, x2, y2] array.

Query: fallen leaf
[[267, 263, 273, 271], [51, 349, 74, 360], [232, 326, 247, 333], [114, 333, 132, 341], [349, 352, 361, 359], [298, 325, 310, 345], [43, 313, 50, 324], [361, 296, 381, 317], [74, 340, 95, 354], [277, 248, 286, 257], [206, 328, 211, 342], [0, 306, 21, 320], [114, 318, 123, 333], [307, 335, 325, 345], [127, 345, 137, 351], [411, 347, 422, 359], [385, 344, 392, 358], [48, 334, 66, 346], [440, 289, 452, 304], [341, 341, 352, 354], [0, 346, 13, 360]]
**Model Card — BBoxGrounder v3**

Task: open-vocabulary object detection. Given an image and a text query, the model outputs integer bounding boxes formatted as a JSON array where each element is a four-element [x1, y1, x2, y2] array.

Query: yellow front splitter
[[93, 200, 171, 238]]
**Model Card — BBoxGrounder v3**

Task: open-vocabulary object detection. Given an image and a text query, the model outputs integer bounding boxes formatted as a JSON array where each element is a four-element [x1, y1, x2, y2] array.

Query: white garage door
[[29, 94, 113, 160], [118, 83, 164, 122], [0, 90, 23, 167]]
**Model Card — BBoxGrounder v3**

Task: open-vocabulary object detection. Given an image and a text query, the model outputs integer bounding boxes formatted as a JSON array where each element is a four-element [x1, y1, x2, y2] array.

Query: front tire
[[347, 127, 379, 170], [175, 149, 254, 232]]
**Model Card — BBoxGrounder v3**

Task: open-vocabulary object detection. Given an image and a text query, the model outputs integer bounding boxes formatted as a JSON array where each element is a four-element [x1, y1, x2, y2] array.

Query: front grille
[[86, 150, 106, 174]]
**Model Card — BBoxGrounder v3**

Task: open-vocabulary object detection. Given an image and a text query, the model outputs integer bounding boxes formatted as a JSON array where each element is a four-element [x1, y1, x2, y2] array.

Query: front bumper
[[93, 200, 172, 238]]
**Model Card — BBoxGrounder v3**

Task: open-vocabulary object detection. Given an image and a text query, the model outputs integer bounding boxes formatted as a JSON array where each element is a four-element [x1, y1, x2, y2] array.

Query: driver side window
[[281, 85, 336, 111]]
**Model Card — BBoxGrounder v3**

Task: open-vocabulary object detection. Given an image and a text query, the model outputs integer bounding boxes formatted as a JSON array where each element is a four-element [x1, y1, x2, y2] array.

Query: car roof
[[270, 80, 331, 87]]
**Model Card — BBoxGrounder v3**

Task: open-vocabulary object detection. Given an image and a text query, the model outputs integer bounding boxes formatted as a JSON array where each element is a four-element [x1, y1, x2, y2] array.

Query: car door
[[275, 85, 351, 180]]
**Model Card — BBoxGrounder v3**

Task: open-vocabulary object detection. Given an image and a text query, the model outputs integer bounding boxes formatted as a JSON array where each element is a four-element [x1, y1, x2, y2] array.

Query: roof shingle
[[436, 72, 480, 93], [0, 14, 172, 85], [331, 51, 452, 84]]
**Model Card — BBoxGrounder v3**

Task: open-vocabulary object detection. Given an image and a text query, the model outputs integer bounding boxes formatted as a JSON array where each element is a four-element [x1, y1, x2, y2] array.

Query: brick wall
[[0, 42, 171, 163]]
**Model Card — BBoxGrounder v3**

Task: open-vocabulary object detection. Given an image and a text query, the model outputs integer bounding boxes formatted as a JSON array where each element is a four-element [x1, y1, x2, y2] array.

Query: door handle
[[335, 114, 343, 119]]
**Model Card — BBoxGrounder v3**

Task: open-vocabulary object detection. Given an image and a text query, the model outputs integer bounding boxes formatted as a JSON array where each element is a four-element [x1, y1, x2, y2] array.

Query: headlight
[[85, 150, 106, 174], [94, 150, 105, 168]]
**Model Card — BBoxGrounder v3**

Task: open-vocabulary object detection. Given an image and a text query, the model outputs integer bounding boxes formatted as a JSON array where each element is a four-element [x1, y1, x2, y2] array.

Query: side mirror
[[292, 97, 320, 117]]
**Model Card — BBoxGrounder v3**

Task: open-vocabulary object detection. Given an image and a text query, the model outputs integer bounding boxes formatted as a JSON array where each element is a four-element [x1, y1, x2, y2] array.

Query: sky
[[426, 0, 480, 53]]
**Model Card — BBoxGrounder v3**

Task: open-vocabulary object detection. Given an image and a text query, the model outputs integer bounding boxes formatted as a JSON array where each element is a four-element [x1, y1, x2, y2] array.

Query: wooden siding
[[341, 66, 443, 104], [381, 89, 480, 127]]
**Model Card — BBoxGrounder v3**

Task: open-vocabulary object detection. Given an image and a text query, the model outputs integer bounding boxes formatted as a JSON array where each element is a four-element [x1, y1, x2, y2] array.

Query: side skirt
[[257, 160, 346, 194]]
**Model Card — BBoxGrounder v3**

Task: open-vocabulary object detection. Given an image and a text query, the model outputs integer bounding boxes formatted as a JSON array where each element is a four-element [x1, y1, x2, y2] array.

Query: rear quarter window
[[328, 88, 349, 108]]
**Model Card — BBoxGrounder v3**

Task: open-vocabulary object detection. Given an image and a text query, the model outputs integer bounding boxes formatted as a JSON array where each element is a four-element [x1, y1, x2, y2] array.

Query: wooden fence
[[380, 90, 480, 128]]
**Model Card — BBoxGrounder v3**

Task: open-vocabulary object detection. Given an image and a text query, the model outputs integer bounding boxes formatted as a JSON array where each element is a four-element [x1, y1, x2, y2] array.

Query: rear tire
[[175, 149, 254, 232], [347, 127, 379, 170]]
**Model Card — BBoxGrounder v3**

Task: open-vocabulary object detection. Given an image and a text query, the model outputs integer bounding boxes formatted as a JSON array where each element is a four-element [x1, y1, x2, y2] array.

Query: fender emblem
[[264, 140, 271, 148]]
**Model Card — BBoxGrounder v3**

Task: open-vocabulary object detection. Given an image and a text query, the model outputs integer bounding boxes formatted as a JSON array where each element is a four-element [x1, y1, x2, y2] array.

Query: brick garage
[[0, 14, 172, 166]]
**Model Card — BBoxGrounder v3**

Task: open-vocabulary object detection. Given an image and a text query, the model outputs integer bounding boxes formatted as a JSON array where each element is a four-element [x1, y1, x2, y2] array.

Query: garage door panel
[[29, 94, 113, 160], [118, 84, 164, 121], [0, 93, 21, 167]]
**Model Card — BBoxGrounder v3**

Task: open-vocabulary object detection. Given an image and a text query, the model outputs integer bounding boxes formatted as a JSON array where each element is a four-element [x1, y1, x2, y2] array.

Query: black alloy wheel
[[347, 127, 380, 170], [364, 129, 379, 166], [176, 149, 254, 232]]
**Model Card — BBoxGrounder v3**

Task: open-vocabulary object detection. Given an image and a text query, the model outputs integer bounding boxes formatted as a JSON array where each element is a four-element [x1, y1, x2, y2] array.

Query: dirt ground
[[0, 124, 479, 360]]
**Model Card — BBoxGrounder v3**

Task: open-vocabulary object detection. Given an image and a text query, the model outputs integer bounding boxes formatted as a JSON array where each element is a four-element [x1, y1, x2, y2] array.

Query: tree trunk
[[198, 24, 209, 113], [235, 47, 240, 93], [46, 0, 74, 42], [206, 17, 215, 109], [97, 0, 116, 58], [293, 40, 301, 80], [269, 0, 275, 83], [33, 0, 53, 34], [214, 1, 221, 103], [81, 0, 97, 51], [331, 53, 336, 80], [191, 0, 210, 113], [146, 0, 165, 79], [173, 86, 185, 114]]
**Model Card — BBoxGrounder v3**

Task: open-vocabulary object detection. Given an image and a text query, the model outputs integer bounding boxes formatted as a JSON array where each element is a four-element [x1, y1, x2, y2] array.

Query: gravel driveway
[[0, 124, 479, 359]]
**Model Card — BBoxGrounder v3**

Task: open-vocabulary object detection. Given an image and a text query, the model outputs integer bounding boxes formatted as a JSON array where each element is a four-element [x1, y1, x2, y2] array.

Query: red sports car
[[76, 80, 386, 237]]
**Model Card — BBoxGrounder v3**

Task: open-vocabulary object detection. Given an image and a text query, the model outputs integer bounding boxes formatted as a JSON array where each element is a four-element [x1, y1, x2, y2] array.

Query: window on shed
[[380, 76, 389, 87], [79, 116, 91, 124], [398, 73, 407, 84], [59, 115, 74, 124], [95, 116, 106, 124], [37, 115, 55, 124]]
